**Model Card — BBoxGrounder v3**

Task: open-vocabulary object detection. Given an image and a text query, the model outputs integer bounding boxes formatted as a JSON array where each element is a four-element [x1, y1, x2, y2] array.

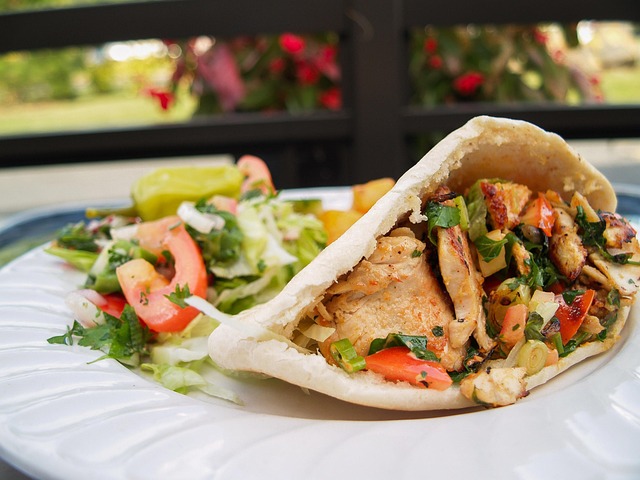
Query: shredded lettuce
[[205, 194, 326, 313]]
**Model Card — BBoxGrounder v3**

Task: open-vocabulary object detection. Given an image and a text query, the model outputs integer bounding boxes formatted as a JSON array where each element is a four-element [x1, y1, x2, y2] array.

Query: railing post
[[346, 0, 407, 183]]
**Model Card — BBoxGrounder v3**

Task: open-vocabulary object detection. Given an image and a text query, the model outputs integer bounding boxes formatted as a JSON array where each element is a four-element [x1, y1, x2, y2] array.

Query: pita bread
[[207, 116, 635, 411]]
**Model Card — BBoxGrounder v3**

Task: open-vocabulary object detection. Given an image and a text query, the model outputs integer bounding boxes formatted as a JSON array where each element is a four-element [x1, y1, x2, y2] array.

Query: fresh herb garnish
[[607, 288, 620, 307], [368, 333, 439, 362], [575, 206, 640, 265], [524, 311, 545, 342], [165, 283, 192, 308], [431, 326, 444, 337], [560, 331, 590, 357], [47, 305, 152, 365], [425, 201, 461, 245], [474, 234, 508, 262], [54, 222, 100, 252], [186, 199, 243, 266], [448, 345, 482, 383], [562, 289, 585, 305]]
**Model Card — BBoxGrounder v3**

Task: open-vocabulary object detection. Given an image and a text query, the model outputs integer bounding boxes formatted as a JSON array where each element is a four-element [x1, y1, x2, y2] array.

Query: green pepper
[[127, 165, 244, 221]]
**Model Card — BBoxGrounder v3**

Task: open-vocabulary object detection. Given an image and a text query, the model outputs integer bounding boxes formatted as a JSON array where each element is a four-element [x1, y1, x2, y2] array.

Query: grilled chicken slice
[[549, 208, 587, 281], [460, 366, 527, 406], [590, 247, 640, 296], [433, 187, 496, 354], [319, 233, 466, 371], [601, 212, 637, 249], [480, 181, 532, 231], [437, 218, 496, 354]]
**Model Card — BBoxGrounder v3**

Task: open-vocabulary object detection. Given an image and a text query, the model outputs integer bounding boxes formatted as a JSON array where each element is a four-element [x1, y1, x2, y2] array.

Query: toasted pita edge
[[207, 115, 626, 411]]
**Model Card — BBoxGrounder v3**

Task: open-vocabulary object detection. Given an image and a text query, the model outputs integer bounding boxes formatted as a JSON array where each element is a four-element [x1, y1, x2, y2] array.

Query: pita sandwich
[[203, 116, 640, 410]]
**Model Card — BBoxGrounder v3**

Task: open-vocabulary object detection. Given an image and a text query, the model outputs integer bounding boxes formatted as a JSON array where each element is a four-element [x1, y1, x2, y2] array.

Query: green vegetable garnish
[[575, 206, 640, 265], [330, 338, 366, 373], [425, 201, 461, 245], [465, 181, 489, 242], [47, 305, 152, 366], [474, 234, 508, 262], [516, 339, 548, 375], [131, 165, 243, 221], [368, 333, 439, 362]]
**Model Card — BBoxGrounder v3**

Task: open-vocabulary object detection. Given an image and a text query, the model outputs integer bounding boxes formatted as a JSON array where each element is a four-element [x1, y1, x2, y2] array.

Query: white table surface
[[1, 140, 640, 479]]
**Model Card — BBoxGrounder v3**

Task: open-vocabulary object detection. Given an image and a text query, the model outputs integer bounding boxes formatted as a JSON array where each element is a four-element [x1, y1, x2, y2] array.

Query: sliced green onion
[[550, 332, 564, 355], [453, 195, 470, 231], [330, 338, 366, 373], [516, 339, 549, 375]]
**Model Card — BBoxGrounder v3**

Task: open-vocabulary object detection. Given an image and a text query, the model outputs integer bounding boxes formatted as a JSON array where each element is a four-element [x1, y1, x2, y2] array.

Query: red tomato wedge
[[96, 293, 127, 318], [555, 290, 596, 344], [520, 192, 555, 236], [365, 346, 452, 391], [237, 155, 275, 195], [499, 303, 528, 348], [73, 289, 126, 321], [116, 223, 207, 332]]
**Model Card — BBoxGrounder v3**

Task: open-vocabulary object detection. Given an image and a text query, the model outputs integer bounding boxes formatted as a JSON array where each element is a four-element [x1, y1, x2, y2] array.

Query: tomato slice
[[520, 192, 555, 236], [96, 293, 127, 318], [73, 289, 126, 322], [365, 346, 452, 391], [499, 303, 528, 349], [237, 155, 275, 195], [116, 223, 207, 332], [555, 290, 596, 344]]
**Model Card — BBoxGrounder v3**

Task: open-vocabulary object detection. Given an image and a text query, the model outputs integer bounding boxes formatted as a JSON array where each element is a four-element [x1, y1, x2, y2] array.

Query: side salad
[[46, 156, 329, 401]]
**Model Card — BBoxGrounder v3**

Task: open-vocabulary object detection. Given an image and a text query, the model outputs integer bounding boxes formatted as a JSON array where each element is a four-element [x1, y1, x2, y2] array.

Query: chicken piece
[[480, 181, 532, 231], [591, 248, 640, 296], [319, 234, 466, 371], [511, 240, 532, 277], [549, 208, 587, 281], [601, 212, 637, 249], [460, 366, 527, 407], [437, 211, 496, 353]]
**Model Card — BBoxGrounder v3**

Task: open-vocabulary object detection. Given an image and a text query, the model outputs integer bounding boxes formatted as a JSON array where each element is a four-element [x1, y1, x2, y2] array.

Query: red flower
[[279, 33, 306, 55], [533, 29, 548, 45], [320, 87, 342, 110], [453, 71, 484, 96], [424, 37, 438, 54], [296, 61, 320, 85], [268, 57, 286, 74], [146, 88, 174, 111], [428, 55, 443, 69]]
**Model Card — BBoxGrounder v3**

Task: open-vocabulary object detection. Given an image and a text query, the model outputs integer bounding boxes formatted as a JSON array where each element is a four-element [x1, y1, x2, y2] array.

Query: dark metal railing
[[0, 0, 638, 187]]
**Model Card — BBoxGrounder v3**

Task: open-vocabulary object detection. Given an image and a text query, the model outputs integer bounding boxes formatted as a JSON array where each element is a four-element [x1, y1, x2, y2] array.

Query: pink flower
[[279, 33, 306, 55], [197, 44, 246, 111], [320, 87, 342, 110], [146, 88, 174, 111], [314, 45, 340, 81], [453, 71, 484, 96]]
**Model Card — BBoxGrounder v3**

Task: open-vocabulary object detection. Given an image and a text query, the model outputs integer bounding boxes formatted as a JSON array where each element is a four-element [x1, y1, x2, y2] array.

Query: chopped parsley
[[47, 305, 152, 366], [165, 283, 192, 308], [474, 234, 508, 262], [424, 201, 461, 245], [368, 333, 439, 362], [575, 206, 640, 265]]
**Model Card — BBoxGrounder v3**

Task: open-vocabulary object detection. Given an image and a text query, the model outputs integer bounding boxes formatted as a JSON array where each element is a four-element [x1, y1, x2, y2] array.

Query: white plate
[[1, 189, 640, 480]]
